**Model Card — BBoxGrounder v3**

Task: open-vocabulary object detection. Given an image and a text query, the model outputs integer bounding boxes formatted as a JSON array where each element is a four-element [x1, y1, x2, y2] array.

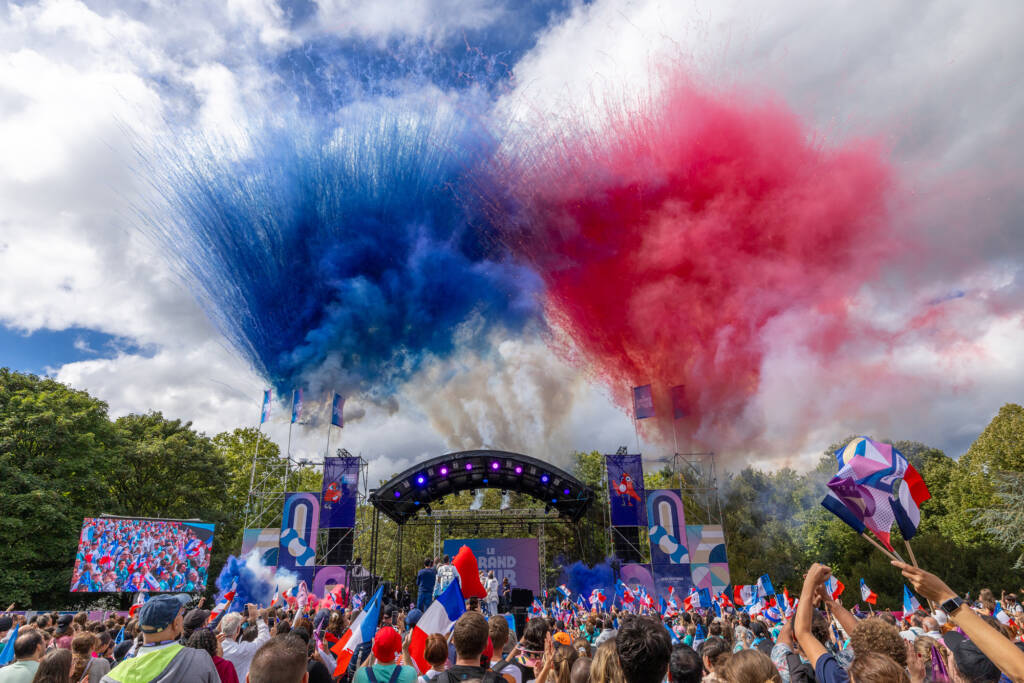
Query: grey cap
[[138, 594, 190, 634]]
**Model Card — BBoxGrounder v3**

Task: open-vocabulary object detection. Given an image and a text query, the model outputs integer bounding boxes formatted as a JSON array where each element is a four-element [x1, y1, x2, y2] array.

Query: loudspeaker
[[325, 528, 354, 566], [510, 588, 533, 608], [612, 526, 644, 563], [512, 607, 528, 637]]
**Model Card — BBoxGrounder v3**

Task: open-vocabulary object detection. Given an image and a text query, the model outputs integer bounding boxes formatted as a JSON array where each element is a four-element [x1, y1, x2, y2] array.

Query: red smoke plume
[[492, 77, 903, 448]]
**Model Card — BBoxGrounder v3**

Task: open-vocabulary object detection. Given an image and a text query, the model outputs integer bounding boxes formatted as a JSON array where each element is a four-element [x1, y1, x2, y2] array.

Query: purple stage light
[[514, 466, 523, 475], [416, 475, 426, 485], [440, 466, 449, 476], [563, 488, 570, 495], [394, 490, 402, 498], [541, 474, 549, 483], [491, 461, 500, 470], [465, 463, 473, 471]]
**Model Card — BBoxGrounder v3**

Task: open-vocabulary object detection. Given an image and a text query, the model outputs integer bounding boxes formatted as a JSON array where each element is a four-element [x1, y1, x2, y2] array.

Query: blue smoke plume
[[214, 554, 276, 611], [143, 95, 540, 397], [560, 559, 615, 601]]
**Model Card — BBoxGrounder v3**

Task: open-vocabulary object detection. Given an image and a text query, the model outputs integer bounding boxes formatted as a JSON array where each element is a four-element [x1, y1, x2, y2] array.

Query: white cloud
[[3, 0, 1022, 484]]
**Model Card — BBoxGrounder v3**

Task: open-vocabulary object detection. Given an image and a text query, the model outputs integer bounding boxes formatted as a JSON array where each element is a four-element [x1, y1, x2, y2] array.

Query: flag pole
[[671, 418, 679, 455], [902, 539, 919, 568], [245, 392, 267, 524], [860, 533, 901, 563]]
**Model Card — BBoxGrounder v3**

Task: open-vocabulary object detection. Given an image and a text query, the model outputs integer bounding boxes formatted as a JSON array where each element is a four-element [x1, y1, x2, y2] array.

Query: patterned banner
[[320, 457, 360, 528], [685, 525, 730, 591], [278, 492, 320, 569], [646, 489, 689, 565], [606, 454, 647, 526]]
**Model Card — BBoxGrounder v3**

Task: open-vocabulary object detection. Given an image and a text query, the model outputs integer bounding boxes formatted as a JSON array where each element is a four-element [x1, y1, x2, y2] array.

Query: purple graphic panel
[[606, 454, 647, 526], [442, 538, 539, 592], [278, 492, 320, 569], [652, 563, 695, 600], [313, 566, 348, 597], [619, 563, 655, 596], [321, 457, 359, 528]]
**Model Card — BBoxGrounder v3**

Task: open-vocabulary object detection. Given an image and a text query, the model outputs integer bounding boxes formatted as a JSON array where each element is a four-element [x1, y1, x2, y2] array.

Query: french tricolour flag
[[410, 578, 466, 673], [734, 585, 757, 607], [860, 579, 877, 605], [331, 585, 384, 677]]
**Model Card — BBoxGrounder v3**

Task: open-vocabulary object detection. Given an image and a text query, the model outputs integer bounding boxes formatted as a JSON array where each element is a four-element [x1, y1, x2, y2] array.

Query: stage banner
[[321, 456, 360, 528], [685, 525, 730, 591], [606, 454, 647, 526], [278, 492, 320, 569], [241, 528, 279, 567], [646, 489, 689, 565], [442, 538, 539, 593]]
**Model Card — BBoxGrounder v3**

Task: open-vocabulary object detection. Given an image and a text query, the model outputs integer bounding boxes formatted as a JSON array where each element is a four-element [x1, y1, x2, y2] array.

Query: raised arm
[[894, 561, 1024, 683], [795, 563, 831, 668]]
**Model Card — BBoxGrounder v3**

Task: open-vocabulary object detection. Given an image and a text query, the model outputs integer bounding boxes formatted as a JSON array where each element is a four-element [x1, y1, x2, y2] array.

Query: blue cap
[[138, 594, 190, 633], [405, 608, 423, 630]]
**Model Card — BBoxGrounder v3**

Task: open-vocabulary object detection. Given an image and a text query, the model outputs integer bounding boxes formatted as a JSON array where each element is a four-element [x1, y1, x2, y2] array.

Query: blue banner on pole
[[320, 457, 359, 528], [606, 454, 647, 526]]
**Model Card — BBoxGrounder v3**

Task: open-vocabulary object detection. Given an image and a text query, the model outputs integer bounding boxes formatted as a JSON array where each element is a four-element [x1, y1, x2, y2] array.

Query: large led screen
[[71, 517, 214, 592]]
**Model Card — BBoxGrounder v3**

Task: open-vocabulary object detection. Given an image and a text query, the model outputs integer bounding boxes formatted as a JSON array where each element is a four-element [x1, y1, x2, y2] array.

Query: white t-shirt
[[492, 658, 523, 683]]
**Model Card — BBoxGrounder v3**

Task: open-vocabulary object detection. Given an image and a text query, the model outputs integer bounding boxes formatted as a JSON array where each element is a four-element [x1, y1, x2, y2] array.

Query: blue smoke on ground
[[559, 559, 615, 600], [143, 95, 541, 397]]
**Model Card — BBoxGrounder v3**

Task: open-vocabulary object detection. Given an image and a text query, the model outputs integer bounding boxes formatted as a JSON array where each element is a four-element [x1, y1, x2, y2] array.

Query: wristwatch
[[941, 596, 966, 616]]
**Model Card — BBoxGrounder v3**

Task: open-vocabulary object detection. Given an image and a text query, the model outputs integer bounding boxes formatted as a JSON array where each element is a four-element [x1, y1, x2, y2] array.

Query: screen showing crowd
[[70, 517, 215, 593]]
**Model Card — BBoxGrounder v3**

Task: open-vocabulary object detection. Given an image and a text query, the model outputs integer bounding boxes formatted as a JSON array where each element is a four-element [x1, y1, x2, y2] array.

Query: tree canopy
[[1, 367, 1022, 609]]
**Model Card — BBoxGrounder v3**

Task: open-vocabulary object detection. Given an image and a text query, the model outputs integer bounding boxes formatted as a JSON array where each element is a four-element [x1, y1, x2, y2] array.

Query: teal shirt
[[354, 664, 418, 683]]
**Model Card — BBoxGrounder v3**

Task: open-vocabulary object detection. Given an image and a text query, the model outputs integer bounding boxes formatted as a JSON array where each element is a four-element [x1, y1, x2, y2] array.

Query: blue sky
[[0, 325, 151, 376]]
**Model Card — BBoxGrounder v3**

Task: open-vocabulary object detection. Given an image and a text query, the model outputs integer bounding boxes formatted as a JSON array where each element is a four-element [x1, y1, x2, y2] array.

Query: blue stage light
[[541, 474, 549, 483], [416, 475, 426, 485]]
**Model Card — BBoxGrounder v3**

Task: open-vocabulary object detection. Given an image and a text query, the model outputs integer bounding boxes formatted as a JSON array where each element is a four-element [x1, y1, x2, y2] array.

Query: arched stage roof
[[369, 450, 596, 524]]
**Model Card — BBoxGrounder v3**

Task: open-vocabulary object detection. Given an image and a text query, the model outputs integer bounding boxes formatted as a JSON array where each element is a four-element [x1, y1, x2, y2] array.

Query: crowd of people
[[2, 560, 1023, 683], [70, 519, 211, 594]]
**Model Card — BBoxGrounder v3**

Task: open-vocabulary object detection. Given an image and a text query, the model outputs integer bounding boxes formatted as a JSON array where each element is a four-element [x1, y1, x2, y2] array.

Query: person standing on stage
[[433, 556, 456, 600], [416, 558, 436, 611], [485, 571, 499, 616]]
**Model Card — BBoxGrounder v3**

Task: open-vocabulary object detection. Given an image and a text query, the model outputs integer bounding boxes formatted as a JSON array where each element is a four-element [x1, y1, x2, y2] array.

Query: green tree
[[0, 369, 119, 607], [974, 471, 1024, 568]]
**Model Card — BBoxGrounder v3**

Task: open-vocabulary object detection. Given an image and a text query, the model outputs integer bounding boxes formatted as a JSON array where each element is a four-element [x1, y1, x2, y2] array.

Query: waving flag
[[260, 390, 271, 424], [332, 585, 383, 676], [451, 545, 487, 598], [825, 577, 845, 600], [291, 389, 303, 423], [718, 590, 733, 608], [617, 580, 636, 605], [734, 585, 757, 607], [576, 594, 589, 612], [209, 582, 236, 624], [903, 586, 921, 614], [757, 575, 775, 599], [129, 591, 149, 617], [409, 579, 466, 673], [891, 475, 928, 540], [860, 579, 877, 605], [683, 587, 698, 612], [633, 384, 655, 419], [557, 584, 572, 599], [331, 393, 345, 428], [531, 599, 547, 617], [993, 602, 1012, 626], [0, 625, 19, 665]]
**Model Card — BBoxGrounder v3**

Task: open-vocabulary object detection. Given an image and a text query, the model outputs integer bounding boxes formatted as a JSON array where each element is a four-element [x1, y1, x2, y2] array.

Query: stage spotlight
[[563, 488, 570, 496], [551, 498, 557, 504], [465, 462, 473, 471], [394, 490, 402, 498], [415, 475, 426, 486], [514, 465, 523, 475], [540, 474, 550, 484], [491, 461, 500, 471], [439, 465, 449, 476]]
